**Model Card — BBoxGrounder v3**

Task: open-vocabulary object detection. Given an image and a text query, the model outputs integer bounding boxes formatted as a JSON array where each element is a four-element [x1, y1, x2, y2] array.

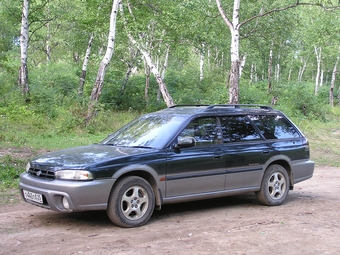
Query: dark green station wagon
[[19, 105, 314, 227]]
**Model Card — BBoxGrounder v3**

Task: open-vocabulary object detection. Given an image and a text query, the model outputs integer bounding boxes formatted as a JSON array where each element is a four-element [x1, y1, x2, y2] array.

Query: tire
[[256, 164, 289, 206], [107, 176, 155, 228]]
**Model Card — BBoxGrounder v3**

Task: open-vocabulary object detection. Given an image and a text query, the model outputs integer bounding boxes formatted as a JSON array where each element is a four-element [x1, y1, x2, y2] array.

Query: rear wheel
[[107, 176, 155, 228], [256, 164, 289, 206]]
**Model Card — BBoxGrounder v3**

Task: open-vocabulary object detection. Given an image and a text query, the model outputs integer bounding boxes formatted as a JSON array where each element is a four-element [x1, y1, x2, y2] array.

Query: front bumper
[[19, 173, 115, 212]]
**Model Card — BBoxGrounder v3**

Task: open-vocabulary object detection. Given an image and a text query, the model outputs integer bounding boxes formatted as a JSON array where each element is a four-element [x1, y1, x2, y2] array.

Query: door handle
[[262, 150, 270, 154]]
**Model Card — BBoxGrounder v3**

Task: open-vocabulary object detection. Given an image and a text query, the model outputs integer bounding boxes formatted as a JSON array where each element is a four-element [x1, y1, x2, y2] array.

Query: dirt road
[[1, 166, 339, 255]]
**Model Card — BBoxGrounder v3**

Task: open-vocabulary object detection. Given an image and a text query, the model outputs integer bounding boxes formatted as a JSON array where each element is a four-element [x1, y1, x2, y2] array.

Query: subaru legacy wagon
[[19, 104, 314, 227]]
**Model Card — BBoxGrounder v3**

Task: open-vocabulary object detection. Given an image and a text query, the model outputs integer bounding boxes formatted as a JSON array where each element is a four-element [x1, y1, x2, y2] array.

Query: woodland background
[[2, 0, 340, 119]]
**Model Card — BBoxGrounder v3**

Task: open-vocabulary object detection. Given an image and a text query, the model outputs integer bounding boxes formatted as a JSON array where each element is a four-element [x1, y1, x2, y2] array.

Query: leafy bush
[[275, 82, 328, 120], [0, 155, 25, 190]]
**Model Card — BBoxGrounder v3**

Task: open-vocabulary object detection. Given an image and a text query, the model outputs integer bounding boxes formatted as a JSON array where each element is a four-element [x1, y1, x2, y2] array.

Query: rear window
[[249, 115, 301, 139]]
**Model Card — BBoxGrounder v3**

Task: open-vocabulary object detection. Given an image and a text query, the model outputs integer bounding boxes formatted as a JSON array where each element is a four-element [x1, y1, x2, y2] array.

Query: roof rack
[[168, 104, 273, 110], [169, 105, 209, 108], [205, 104, 273, 110]]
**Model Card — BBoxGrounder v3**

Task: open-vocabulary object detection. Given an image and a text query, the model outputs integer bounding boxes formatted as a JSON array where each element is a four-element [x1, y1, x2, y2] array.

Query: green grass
[[0, 109, 139, 191], [298, 119, 340, 167]]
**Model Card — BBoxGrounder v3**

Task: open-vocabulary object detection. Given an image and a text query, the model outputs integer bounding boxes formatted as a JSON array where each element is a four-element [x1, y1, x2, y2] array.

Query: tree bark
[[268, 49, 273, 92], [330, 48, 340, 107], [46, 2, 51, 62], [314, 46, 322, 95], [200, 44, 205, 82], [216, 0, 240, 104], [18, 0, 30, 98], [239, 55, 246, 78], [78, 33, 94, 96], [275, 54, 280, 82], [140, 47, 174, 107], [229, 60, 239, 104], [144, 62, 150, 103], [85, 0, 120, 125], [298, 58, 306, 81]]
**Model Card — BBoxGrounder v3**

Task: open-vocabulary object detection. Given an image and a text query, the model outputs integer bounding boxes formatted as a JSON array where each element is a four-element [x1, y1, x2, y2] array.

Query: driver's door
[[165, 117, 226, 197]]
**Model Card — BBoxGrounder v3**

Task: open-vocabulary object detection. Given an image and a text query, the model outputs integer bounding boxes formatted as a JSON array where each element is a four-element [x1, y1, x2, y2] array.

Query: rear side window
[[250, 115, 301, 139], [220, 116, 261, 142]]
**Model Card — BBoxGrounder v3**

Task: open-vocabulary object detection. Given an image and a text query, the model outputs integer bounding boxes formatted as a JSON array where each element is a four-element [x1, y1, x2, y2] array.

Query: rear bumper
[[291, 159, 315, 184], [19, 173, 115, 212]]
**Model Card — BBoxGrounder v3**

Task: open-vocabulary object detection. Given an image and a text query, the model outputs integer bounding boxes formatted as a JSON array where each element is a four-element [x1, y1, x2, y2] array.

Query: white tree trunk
[[239, 55, 246, 78], [330, 47, 340, 107], [275, 54, 280, 82], [268, 49, 273, 91], [78, 33, 94, 96], [216, 0, 240, 104], [46, 3, 51, 62], [200, 44, 205, 82], [86, 0, 120, 125], [18, 0, 30, 97], [121, 4, 174, 107], [138, 44, 174, 107], [161, 45, 170, 81], [314, 46, 322, 95], [288, 68, 292, 82], [298, 58, 306, 81]]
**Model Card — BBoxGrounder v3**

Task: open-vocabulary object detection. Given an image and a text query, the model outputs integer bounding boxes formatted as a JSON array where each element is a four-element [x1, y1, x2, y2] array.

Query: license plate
[[23, 190, 43, 204]]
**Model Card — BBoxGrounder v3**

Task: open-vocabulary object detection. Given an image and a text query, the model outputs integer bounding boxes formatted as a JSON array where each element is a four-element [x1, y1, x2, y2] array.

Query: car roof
[[155, 104, 281, 116]]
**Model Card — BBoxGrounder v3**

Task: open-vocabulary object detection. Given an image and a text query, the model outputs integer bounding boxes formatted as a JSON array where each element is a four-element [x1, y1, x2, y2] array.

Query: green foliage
[[0, 155, 25, 190], [273, 82, 328, 120]]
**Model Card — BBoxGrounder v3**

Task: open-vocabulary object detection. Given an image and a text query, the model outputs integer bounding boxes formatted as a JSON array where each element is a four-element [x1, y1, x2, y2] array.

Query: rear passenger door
[[165, 117, 226, 197], [249, 114, 307, 160], [220, 116, 273, 190]]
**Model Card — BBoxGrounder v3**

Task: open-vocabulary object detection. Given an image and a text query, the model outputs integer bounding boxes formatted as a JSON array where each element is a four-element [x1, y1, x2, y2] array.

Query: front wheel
[[107, 176, 155, 228], [256, 164, 289, 206]]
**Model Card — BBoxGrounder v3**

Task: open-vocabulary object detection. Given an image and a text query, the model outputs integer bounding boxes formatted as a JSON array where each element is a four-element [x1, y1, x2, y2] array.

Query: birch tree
[[85, 0, 120, 125], [216, 0, 241, 104], [215, 0, 340, 104], [330, 47, 340, 107], [18, 0, 30, 98], [121, 2, 174, 107], [128, 35, 174, 107], [78, 33, 94, 96], [314, 46, 322, 95]]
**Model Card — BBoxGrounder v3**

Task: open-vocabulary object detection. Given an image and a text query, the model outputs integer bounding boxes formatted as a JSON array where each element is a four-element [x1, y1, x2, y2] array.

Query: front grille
[[28, 168, 55, 180]]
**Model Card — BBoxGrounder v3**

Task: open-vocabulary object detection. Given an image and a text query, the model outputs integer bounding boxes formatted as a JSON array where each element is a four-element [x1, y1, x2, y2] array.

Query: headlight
[[55, 170, 93, 180], [26, 162, 31, 172]]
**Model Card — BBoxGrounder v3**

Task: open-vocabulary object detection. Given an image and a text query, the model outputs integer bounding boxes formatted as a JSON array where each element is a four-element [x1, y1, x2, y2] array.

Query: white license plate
[[23, 190, 43, 204]]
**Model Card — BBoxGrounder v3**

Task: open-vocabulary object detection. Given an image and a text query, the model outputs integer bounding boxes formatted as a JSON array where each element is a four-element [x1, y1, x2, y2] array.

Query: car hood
[[30, 144, 154, 171]]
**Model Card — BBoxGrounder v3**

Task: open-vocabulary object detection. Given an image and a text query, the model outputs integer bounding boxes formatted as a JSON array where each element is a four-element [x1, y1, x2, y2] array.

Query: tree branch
[[238, 1, 340, 29], [215, 0, 233, 30]]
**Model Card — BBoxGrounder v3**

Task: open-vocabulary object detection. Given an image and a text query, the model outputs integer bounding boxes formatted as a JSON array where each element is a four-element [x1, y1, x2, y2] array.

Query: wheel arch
[[110, 165, 163, 210], [263, 156, 294, 190]]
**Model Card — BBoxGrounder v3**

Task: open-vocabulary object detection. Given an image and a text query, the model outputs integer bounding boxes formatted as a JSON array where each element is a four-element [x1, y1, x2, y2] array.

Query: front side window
[[220, 116, 261, 142], [179, 117, 220, 145], [250, 115, 301, 139]]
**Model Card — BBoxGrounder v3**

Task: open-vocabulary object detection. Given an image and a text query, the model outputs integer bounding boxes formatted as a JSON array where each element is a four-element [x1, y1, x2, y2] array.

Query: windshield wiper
[[130, 145, 153, 149], [102, 144, 152, 149]]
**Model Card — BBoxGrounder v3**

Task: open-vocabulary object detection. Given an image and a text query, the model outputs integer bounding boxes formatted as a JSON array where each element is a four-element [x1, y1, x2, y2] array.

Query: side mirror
[[175, 136, 196, 149]]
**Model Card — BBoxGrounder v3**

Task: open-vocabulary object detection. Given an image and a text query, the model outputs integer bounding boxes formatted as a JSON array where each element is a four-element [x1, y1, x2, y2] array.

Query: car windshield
[[100, 114, 188, 149]]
